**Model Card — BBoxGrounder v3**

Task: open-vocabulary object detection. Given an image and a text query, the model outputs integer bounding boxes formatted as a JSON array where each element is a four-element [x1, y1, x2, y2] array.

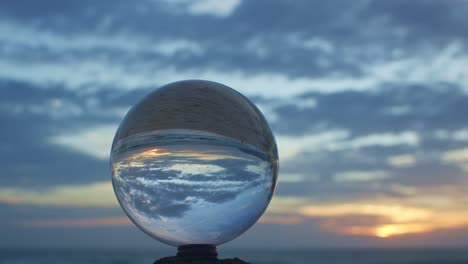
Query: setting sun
[[375, 224, 429, 238]]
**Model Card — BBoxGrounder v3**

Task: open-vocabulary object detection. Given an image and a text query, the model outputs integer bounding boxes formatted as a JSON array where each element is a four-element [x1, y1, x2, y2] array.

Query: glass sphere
[[111, 80, 278, 246]]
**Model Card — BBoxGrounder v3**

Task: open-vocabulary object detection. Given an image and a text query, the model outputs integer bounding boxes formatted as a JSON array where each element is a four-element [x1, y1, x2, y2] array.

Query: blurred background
[[1, 0, 468, 263]]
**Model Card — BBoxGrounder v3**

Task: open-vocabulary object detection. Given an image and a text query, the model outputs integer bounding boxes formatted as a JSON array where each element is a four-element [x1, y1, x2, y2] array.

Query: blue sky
[[2, 0, 468, 249]]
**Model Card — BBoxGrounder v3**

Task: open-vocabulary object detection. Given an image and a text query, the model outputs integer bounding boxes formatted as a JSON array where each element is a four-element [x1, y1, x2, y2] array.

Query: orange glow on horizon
[[259, 215, 303, 224], [0, 181, 116, 207], [318, 212, 468, 238], [116, 147, 248, 166], [321, 223, 432, 238], [267, 194, 468, 238], [21, 217, 132, 228], [167, 149, 251, 161], [299, 203, 433, 223], [135, 148, 171, 159], [375, 224, 429, 238]]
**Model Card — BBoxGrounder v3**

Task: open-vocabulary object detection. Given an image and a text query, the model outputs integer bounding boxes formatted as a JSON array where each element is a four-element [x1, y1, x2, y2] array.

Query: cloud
[[279, 173, 315, 183], [112, 143, 274, 219], [0, 98, 83, 118], [0, 57, 378, 97], [273, 82, 468, 137], [2, 0, 468, 248], [442, 148, 468, 163], [286, 34, 335, 54], [387, 154, 416, 168], [160, 0, 242, 17], [333, 170, 390, 183], [0, 79, 134, 122], [265, 196, 311, 215], [0, 181, 117, 207], [109, 136, 277, 245], [1, 3, 468, 101], [276, 130, 349, 160], [366, 42, 468, 90], [255, 96, 317, 123], [299, 203, 433, 223], [0, 0, 124, 20], [190, 0, 241, 17], [441, 148, 468, 173], [320, 217, 432, 238], [266, 188, 468, 238], [345, 132, 420, 149], [366, 1, 468, 42], [21, 217, 131, 228], [49, 124, 118, 160], [277, 130, 419, 161], [258, 215, 303, 225], [0, 21, 203, 57], [0, 80, 134, 188], [48, 107, 417, 172], [435, 128, 468, 142]]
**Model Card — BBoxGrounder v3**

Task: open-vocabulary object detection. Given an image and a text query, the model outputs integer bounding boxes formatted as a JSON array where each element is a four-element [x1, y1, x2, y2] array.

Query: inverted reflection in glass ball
[[111, 80, 278, 246]]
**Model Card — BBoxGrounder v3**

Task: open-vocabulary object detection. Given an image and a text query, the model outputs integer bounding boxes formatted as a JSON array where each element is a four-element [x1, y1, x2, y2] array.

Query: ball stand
[[154, 244, 249, 264]]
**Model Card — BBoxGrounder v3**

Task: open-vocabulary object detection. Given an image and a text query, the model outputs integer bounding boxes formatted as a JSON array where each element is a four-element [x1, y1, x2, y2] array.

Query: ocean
[[1, 249, 468, 264]]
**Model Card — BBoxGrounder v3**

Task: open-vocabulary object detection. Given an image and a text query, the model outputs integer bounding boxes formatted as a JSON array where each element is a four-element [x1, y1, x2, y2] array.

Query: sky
[[1, 0, 468, 250]]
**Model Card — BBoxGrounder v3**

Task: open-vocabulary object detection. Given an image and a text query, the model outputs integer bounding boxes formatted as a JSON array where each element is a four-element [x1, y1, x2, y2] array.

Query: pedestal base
[[153, 244, 249, 264], [177, 244, 218, 258], [153, 256, 249, 264]]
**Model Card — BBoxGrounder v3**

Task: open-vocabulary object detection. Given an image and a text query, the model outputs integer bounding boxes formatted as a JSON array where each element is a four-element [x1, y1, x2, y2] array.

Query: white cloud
[[366, 41, 468, 90], [49, 124, 118, 160], [134, 177, 245, 190], [161, 0, 242, 17], [299, 203, 433, 223], [442, 148, 468, 163], [294, 97, 317, 109], [341, 131, 419, 149], [387, 154, 416, 168], [245, 161, 269, 176], [2, 20, 468, 102], [286, 34, 335, 54], [255, 96, 317, 123], [440, 148, 468, 173], [189, 0, 241, 17], [0, 58, 380, 97], [47, 122, 415, 164], [1, 95, 130, 121], [0, 181, 116, 207], [0, 21, 203, 56], [435, 128, 468, 141], [4, 42, 466, 99], [277, 130, 419, 160], [165, 164, 225, 175], [277, 130, 350, 160], [0, 99, 83, 118], [255, 103, 280, 123], [333, 170, 390, 183], [279, 173, 317, 183], [244, 36, 270, 58]]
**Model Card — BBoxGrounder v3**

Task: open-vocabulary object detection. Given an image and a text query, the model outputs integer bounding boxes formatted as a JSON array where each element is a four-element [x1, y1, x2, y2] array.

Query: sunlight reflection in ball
[[110, 80, 278, 246]]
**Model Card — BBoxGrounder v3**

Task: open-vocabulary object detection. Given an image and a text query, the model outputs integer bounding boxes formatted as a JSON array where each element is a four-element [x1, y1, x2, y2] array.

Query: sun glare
[[139, 148, 171, 158], [375, 224, 429, 238]]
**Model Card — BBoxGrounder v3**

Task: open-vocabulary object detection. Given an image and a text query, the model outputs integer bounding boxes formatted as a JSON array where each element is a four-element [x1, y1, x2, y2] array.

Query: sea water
[[2, 249, 468, 264]]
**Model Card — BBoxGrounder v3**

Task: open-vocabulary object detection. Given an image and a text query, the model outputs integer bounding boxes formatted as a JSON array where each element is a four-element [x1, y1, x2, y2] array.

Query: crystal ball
[[110, 80, 278, 246]]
